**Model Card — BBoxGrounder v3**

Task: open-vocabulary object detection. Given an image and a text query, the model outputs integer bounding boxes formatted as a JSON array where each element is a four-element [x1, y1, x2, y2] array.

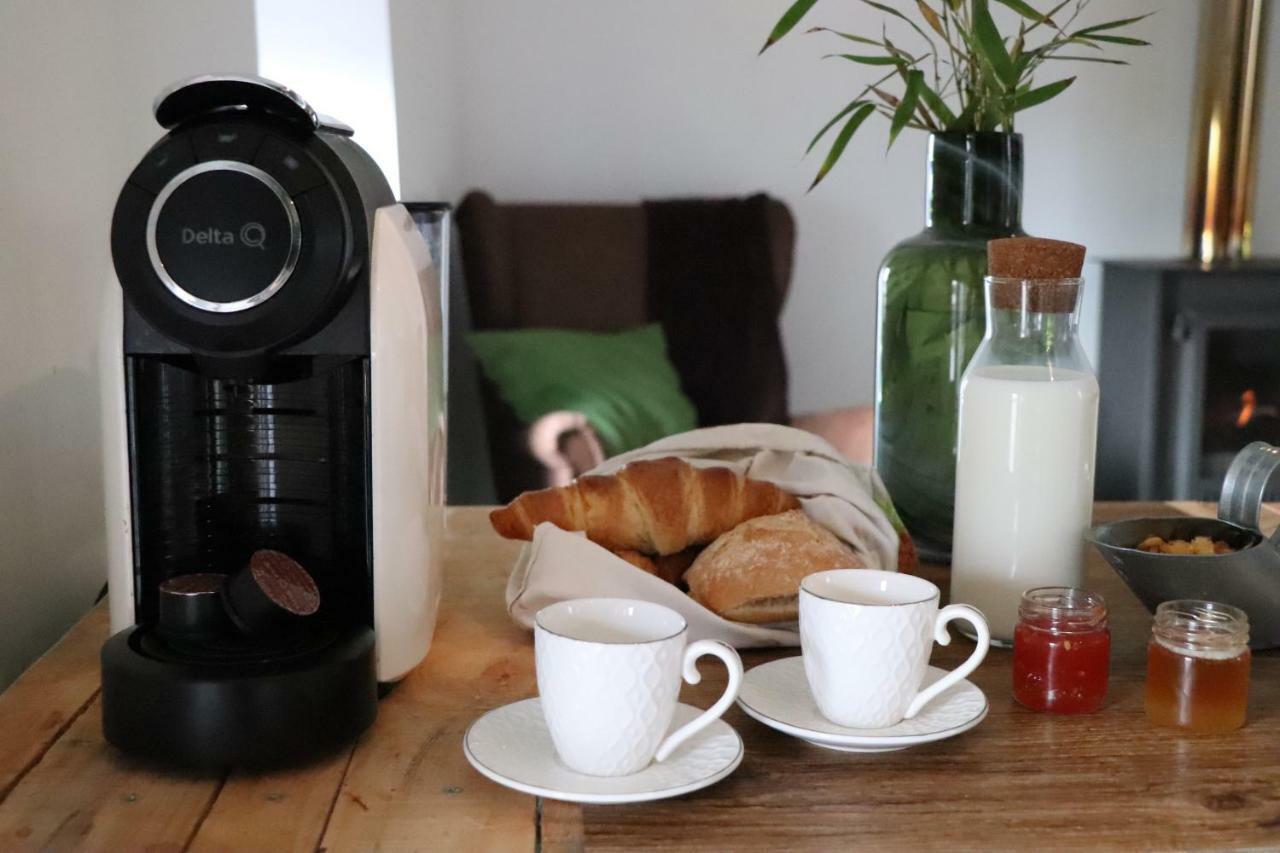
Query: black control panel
[[150, 162, 299, 311], [111, 117, 371, 359]]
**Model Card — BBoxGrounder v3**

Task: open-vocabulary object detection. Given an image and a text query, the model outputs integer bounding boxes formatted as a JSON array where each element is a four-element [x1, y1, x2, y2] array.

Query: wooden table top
[[1, 502, 1278, 851]]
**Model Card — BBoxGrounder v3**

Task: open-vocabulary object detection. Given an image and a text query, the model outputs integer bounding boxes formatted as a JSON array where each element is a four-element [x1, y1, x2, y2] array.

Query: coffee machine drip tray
[[101, 623, 376, 770]]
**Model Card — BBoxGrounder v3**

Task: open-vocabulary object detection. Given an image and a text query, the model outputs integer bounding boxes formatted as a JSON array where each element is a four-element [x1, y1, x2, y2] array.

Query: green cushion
[[467, 324, 698, 457]]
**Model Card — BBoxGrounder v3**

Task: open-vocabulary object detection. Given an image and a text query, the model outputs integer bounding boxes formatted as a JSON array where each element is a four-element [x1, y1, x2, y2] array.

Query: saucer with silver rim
[[737, 656, 988, 753], [464, 698, 743, 804]]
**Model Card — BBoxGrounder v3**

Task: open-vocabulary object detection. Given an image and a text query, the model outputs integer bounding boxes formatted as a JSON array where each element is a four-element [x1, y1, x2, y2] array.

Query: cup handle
[[903, 604, 990, 720], [653, 640, 744, 763]]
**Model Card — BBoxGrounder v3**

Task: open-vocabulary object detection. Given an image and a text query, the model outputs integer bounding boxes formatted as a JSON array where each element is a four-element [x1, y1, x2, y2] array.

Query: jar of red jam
[[1012, 587, 1110, 713], [1145, 600, 1250, 733]]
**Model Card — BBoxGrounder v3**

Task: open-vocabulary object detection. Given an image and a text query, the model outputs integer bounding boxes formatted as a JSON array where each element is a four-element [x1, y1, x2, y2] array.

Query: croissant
[[489, 457, 800, 555]]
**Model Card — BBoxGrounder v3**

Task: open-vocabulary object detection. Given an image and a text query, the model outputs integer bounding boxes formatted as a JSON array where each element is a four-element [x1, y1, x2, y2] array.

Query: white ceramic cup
[[799, 569, 990, 729], [534, 598, 744, 777]]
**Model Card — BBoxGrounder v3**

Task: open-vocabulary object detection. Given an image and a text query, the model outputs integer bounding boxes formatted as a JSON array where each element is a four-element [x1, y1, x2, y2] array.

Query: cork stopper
[[988, 237, 1086, 279], [986, 236, 1087, 312]]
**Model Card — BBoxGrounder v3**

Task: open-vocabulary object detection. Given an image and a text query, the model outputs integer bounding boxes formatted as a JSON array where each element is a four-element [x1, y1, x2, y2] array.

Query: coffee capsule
[[157, 573, 233, 641], [221, 550, 321, 635]]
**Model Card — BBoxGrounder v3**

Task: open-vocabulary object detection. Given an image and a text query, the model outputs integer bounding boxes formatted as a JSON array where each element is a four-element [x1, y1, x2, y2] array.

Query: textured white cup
[[535, 598, 744, 777], [799, 570, 989, 729]]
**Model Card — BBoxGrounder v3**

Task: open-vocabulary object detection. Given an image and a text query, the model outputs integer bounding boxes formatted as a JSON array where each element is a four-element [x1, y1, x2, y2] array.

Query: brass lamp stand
[[1184, 0, 1271, 264]]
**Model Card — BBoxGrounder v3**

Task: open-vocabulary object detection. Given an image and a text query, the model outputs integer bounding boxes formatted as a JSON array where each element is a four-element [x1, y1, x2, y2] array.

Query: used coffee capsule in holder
[[157, 573, 233, 641], [221, 549, 321, 635]]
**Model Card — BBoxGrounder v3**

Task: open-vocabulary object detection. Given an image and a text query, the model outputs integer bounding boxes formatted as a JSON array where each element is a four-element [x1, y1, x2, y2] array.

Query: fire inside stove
[[1236, 389, 1255, 428], [1234, 388, 1280, 430], [1201, 331, 1280, 496]]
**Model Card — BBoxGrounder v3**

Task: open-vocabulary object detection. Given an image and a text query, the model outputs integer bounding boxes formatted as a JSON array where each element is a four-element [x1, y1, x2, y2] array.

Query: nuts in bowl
[[1136, 536, 1235, 556]]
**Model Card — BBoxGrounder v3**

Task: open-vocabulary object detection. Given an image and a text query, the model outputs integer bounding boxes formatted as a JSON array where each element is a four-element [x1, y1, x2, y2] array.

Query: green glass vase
[[874, 132, 1024, 563]]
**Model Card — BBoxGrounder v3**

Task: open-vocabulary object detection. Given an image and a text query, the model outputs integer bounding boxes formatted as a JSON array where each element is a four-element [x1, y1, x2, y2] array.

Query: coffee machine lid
[[154, 74, 354, 137]]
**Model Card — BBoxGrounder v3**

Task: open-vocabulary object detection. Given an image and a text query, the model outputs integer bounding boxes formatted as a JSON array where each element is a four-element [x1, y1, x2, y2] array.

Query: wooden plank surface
[[187, 750, 350, 853], [0, 503, 1277, 851], [544, 502, 1280, 852], [0, 697, 221, 852], [315, 508, 537, 852], [0, 508, 537, 853], [0, 604, 108, 800]]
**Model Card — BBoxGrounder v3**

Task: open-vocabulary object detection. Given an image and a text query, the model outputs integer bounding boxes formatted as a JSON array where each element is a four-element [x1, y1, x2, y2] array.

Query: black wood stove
[[1097, 259, 1280, 500]]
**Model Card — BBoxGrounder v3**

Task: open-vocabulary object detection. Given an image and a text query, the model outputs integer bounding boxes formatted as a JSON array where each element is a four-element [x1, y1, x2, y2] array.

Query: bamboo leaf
[[889, 70, 925, 147], [806, 99, 870, 154], [991, 0, 1052, 24], [972, 0, 1018, 87], [1021, 30, 1101, 69], [858, 0, 938, 49], [1077, 33, 1151, 46], [805, 26, 880, 48], [810, 102, 877, 190], [871, 86, 901, 107], [882, 33, 927, 87], [760, 0, 821, 53], [1063, 35, 1104, 50], [916, 0, 947, 39], [1074, 14, 1152, 36], [859, 0, 916, 25], [1044, 54, 1129, 65], [882, 34, 914, 63], [917, 77, 957, 125], [949, 98, 979, 131], [1014, 36, 1036, 77], [825, 52, 906, 66], [1019, 1, 1069, 43], [1010, 21, 1026, 71], [1028, 0, 1073, 31], [1012, 75, 1075, 111]]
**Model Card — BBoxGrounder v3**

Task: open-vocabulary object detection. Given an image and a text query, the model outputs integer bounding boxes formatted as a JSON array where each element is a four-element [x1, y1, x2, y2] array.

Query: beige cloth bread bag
[[504, 424, 904, 648]]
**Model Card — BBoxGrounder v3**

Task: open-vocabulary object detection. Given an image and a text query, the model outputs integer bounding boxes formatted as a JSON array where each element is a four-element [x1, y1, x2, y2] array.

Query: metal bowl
[[1087, 442, 1280, 650], [1086, 518, 1277, 649]]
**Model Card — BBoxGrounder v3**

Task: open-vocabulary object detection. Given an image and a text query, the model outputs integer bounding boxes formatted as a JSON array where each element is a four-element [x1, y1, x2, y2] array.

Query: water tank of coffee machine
[[100, 75, 445, 769]]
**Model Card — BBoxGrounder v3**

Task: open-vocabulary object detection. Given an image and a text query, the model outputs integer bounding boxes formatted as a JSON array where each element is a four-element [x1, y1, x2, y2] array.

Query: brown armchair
[[455, 191, 871, 501]]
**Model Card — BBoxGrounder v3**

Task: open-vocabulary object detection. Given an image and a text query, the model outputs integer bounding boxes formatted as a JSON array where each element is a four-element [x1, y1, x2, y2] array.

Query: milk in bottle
[[950, 252, 1099, 645]]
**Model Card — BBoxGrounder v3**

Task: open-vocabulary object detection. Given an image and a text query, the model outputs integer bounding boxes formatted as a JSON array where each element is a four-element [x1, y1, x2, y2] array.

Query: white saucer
[[464, 698, 743, 804], [737, 657, 988, 753]]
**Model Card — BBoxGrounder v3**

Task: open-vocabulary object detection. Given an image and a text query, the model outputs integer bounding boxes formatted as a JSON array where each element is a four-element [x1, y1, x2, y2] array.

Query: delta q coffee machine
[[99, 74, 445, 769]]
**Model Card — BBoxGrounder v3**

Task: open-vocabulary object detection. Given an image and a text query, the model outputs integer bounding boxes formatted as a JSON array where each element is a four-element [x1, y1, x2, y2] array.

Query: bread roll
[[685, 510, 862, 624]]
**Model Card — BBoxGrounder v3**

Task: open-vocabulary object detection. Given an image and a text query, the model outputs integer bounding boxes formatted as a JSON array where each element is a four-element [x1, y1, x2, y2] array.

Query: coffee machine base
[[101, 624, 376, 770]]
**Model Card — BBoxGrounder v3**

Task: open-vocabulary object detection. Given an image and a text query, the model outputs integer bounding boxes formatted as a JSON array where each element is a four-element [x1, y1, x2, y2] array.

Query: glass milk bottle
[[950, 276, 1099, 645]]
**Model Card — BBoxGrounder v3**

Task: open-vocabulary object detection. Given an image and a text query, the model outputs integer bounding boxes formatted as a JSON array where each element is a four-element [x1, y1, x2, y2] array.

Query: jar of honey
[[1012, 587, 1110, 713], [1145, 600, 1250, 733]]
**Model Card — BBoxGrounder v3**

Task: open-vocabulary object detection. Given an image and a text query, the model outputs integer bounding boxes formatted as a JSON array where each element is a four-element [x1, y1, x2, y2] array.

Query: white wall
[[387, 0, 1275, 412], [256, 0, 402, 195], [1013, 5, 1200, 362], [0, 0, 257, 688], [1254, 20, 1280, 258], [390, 0, 462, 202]]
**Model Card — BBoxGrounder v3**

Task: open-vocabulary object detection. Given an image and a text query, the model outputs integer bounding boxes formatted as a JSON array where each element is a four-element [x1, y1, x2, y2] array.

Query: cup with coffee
[[800, 569, 989, 729], [535, 598, 744, 777]]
